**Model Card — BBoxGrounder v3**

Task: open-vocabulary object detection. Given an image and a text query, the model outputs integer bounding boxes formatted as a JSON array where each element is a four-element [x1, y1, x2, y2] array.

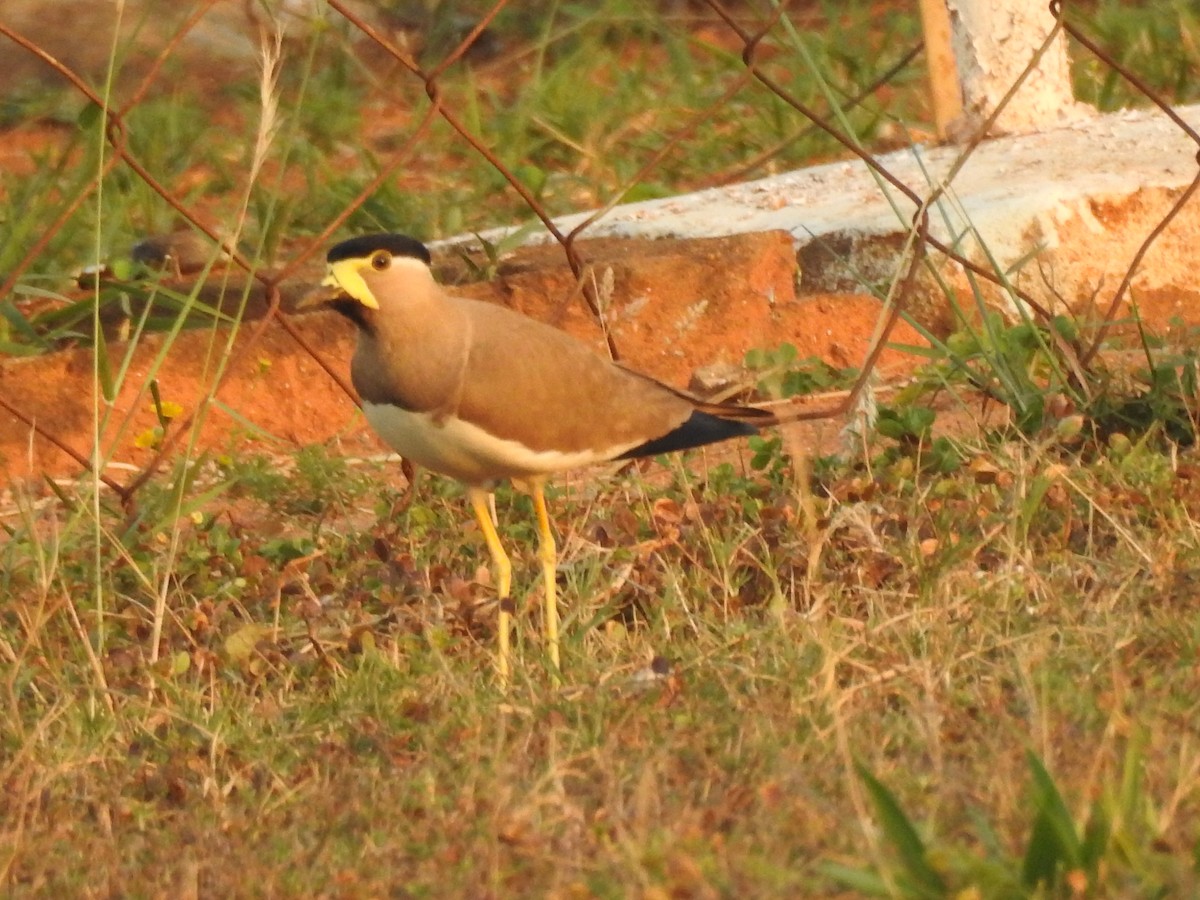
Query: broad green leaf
[[856, 763, 947, 897]]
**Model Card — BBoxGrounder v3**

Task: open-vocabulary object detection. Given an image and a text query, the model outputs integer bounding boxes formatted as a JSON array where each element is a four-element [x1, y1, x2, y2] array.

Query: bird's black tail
[[618, 404, 775, 460]]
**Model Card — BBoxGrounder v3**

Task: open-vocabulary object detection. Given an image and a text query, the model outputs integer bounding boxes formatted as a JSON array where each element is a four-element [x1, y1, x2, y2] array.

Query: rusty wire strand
[[327, 0, 625, 359], [1048, 0, 1200, 365], [116, 0, 222, 118], [707, 41, 925, 189], [702, 0, 1064, 325]]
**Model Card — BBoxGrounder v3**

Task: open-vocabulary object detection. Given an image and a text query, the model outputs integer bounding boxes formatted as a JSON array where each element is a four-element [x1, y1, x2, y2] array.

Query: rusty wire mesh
[[0, 0, 1197, 508]]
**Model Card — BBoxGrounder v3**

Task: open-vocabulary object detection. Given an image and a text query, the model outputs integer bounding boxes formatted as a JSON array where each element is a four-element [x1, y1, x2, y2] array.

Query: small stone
[[688, 361, 746, 396]]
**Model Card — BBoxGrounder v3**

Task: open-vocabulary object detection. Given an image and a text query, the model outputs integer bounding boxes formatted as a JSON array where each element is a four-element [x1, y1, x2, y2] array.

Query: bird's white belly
[[362, 402, 635, 485]]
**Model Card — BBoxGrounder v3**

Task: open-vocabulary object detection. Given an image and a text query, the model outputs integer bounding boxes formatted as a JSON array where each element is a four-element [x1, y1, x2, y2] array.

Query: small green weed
[[829, 740, 1183, 898], [744, 342, 851, 401], [899, 304, 1198, 452]]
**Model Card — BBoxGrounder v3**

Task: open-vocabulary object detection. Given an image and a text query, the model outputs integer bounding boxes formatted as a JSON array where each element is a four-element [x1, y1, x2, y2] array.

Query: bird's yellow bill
[[319, 259, 380, 310], [296, 282, 347, 309]]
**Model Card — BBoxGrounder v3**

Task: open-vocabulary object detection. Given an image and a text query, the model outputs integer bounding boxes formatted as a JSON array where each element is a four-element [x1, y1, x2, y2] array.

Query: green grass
[[1075, 0, 1200, 110], [4, 1, 1200, 895], [3, 415, 1200, 895]]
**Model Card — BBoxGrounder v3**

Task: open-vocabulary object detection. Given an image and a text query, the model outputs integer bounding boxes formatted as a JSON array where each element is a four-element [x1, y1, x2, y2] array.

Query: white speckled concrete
[[464, 103, 1200, 316]]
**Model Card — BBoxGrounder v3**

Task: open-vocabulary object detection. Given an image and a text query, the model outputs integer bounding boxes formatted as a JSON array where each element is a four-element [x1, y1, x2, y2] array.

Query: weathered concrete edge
[[458, 103, 1200, 323]]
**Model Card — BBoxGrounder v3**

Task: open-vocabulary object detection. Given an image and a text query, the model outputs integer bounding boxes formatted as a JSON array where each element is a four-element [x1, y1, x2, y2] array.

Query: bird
[[305, 232, 776, 686], [131, 229, 233, 277]]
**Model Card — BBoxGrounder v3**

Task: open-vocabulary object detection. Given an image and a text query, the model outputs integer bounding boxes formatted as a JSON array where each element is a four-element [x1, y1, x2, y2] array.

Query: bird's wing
[[449, 297, 697, 457]]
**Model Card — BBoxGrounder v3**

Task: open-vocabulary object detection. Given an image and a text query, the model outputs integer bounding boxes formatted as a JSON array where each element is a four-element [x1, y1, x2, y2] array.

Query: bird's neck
[[351, 296, 473, 414]]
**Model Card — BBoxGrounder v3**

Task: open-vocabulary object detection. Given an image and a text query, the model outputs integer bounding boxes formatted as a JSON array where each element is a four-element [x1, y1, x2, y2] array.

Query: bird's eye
[[370, 252, 391, 271]]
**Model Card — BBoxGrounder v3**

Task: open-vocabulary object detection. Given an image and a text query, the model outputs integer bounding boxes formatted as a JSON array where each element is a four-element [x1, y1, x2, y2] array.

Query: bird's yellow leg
[[469, 487, 513, 688], [530, 478, 561, 676]]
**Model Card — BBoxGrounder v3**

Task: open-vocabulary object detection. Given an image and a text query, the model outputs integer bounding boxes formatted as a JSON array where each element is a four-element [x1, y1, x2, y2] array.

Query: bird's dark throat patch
[[329, 298, 377, 334]]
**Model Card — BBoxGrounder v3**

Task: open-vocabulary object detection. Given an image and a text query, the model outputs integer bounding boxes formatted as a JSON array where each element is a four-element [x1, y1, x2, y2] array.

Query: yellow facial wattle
[[322, 259, 380, 310]]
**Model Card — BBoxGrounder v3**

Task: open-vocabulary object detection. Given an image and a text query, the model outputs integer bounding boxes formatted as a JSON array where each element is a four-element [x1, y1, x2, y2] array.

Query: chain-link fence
[[1, 0, 1197, 507]]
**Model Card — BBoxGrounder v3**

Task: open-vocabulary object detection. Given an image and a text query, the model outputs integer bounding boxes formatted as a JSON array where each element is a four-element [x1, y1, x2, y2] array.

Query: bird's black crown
[[327, 233, 432, 266]]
